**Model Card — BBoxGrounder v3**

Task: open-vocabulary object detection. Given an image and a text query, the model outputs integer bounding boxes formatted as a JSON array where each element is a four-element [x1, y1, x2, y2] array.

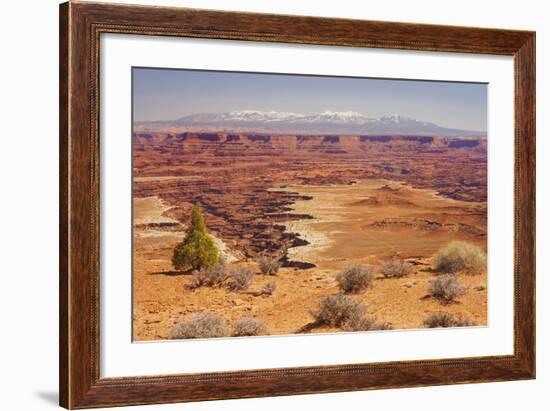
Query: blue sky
[[133, 67, 487, 131]]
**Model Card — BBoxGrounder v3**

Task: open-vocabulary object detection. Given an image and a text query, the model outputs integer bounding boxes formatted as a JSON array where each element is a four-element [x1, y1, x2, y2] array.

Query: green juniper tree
[[172, 203, 219, 271]]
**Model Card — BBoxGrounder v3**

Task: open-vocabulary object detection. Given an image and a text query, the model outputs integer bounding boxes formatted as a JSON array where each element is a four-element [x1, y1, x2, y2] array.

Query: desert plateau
[[132, 131, 487, 341]]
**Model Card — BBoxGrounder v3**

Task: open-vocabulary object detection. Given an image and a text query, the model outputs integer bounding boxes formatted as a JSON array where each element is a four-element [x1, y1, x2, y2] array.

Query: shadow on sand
[[420, 294, 461, 306], [296, 321, 324, 334], [148, 269, 194, 276]]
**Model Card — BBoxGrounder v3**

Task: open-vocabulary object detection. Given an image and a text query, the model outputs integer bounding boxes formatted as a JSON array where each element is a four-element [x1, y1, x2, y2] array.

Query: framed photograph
[[59, 2, 535, 408]]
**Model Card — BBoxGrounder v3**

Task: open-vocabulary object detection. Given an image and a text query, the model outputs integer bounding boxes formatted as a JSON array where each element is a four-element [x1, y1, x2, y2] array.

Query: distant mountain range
[[134, 110, 486, 137]]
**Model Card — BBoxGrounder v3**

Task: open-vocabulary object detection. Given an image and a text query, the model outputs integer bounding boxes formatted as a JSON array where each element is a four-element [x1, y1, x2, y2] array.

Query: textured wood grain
[[59, 1, 535, 408], [514, 34, 536, 374], [59, 2, 69, 407]]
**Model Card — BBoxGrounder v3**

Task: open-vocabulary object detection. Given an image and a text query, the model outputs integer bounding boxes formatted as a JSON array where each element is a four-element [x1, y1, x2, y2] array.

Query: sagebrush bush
[[424, 312, 476, 328], [380, 258, 414, 278], [428, 274, 467, 303], [232, 317, 267, 337], [452, 315, 477, 327], [227, 267, 254, 291], [434, 241, 486, 275], [189, 264, 226, 289], [343, 315, 376, 331], [335, 265, 373, 294], [261, 281, 276, 296], [257, 255, 281, 275], [343, 310, 393, 332], [170, 312, 229, 339], [423, 312, 455, 328], [311, 294, 366, 327]]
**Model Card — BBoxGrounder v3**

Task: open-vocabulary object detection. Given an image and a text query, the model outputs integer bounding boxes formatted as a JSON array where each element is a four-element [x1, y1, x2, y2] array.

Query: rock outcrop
[[133, 132, 487, 260]]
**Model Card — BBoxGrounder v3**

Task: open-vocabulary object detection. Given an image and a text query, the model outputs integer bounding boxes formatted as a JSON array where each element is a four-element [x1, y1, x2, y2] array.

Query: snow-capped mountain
[[135, 110, 485, 137], [181, 110, 306, 123]]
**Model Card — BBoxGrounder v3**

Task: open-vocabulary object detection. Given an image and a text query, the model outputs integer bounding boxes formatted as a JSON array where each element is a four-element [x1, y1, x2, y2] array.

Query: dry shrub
[[335, 265, 373, 294], [434, 241, 486, 275], [170, 312, 229, 339], [428, 274, 467, 303], [312, 294, 366, 327], [423, 312, 455, 328], [257, 255, 281, 275], [261, 281, 277, 296], [424, 312, 476, 328], [380, 258, 414, 278], [312, 294, 392, 332], [232, 317, 268, 337], [452, 315, 477, 327], [343, 310, 393, 332], [188, 263, 226, 289], [227, 267, 254, 291]]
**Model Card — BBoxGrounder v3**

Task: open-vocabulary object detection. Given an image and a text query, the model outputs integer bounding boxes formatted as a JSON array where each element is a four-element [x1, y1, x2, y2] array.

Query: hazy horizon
[[133, 67, 487, 132]]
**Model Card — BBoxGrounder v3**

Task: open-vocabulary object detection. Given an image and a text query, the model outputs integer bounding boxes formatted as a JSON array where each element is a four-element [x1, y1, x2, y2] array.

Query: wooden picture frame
[[59, 1, 535, 408]]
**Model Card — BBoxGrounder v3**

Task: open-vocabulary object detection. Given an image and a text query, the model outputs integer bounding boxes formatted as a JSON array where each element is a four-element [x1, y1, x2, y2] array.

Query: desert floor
[[133, 178, 487, 341]]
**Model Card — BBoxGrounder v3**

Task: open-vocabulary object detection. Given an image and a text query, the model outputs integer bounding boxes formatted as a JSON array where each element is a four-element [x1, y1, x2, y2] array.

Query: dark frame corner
[[59, 1, 535, 408]]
